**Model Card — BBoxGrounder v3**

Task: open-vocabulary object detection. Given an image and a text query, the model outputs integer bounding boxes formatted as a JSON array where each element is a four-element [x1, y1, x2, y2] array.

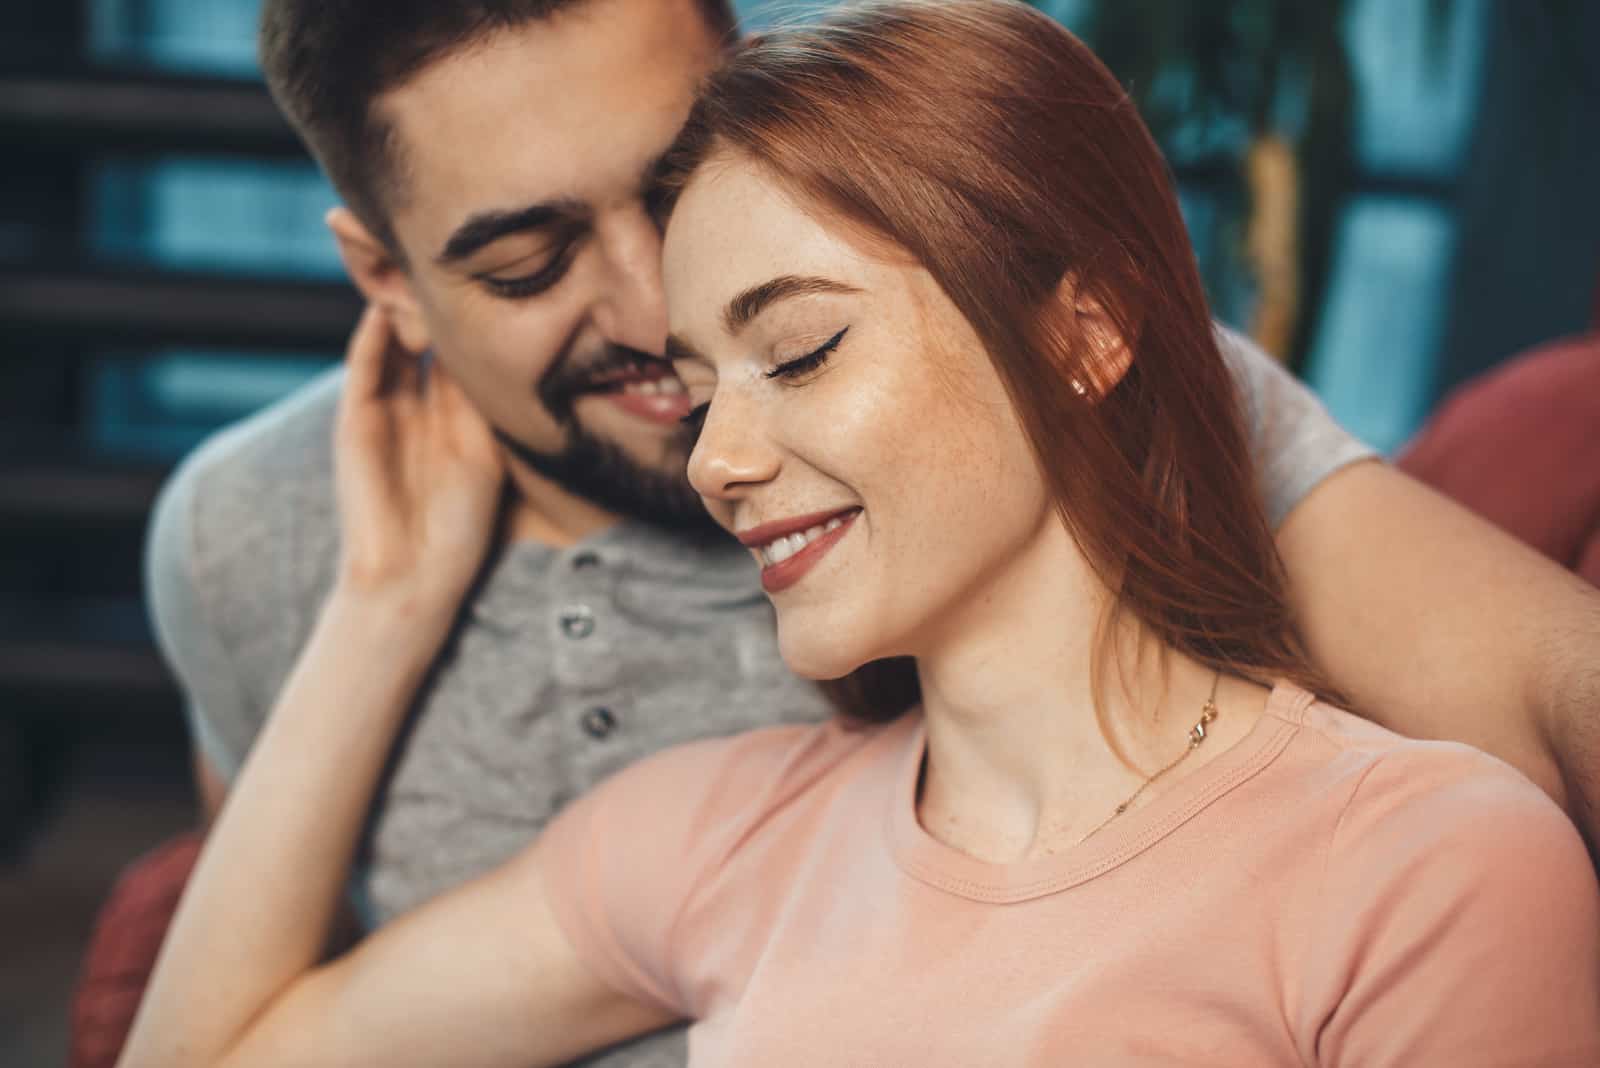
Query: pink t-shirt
[[537, 684, 1600, 1066]]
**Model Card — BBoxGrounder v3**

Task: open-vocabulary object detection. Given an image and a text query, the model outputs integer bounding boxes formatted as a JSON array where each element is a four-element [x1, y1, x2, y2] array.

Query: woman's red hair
[[662, 0, 1337, 720]]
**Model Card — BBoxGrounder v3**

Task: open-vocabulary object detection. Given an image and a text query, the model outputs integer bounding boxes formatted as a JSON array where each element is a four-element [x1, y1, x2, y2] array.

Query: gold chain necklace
[[1081, 670, 1221, 843]]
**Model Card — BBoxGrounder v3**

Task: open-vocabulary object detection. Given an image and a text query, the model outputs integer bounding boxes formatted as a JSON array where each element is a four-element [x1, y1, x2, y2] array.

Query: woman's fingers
[[345, 304, 427, 412], [332, 313, 504, 600], [343, 304, 391, 403]]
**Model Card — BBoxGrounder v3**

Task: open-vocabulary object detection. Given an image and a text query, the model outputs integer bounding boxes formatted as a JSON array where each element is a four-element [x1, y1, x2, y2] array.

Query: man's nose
[[591, 210, 668, 355]]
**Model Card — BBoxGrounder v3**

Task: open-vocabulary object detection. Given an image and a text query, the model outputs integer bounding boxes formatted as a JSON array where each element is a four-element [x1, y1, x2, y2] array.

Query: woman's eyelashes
[[679, 326, 849, 446], [766, 326, 848, 381]]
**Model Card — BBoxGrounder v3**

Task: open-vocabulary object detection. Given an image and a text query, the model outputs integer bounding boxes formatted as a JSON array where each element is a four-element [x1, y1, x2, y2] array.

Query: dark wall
[[1435, 0, 1600, 394]]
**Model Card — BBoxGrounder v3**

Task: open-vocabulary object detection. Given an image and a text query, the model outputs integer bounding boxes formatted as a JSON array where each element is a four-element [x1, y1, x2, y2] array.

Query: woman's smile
[[737, 507, 861, 593]]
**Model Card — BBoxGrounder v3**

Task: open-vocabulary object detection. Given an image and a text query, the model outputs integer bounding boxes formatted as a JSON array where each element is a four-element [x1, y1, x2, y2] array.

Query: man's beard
[[495, 423, 718, 533], [497, 343, 721, 534]]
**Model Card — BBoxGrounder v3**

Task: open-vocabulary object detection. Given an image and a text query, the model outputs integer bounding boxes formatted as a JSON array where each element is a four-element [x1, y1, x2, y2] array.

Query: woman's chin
[[777, 637, 863, 683]]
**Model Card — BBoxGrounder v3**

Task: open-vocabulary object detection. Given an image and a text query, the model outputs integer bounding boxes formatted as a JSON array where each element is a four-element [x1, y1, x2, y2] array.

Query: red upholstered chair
[[68, 832, 203, 1068], [1398, 331, 1600, 588]]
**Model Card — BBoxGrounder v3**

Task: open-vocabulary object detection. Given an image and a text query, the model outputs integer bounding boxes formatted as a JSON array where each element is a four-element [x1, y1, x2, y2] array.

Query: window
[[23, 0, 1499, 461], [60, 0, 344, 460], [1302, 0, 1488, 453]]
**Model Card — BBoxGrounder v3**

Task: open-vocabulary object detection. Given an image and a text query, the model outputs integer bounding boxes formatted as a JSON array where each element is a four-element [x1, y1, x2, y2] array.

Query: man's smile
[[576, 358, 693, 424]]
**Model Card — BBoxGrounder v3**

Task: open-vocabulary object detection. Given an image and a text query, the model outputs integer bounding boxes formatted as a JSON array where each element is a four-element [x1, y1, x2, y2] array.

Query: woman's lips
[[756, 510, 860, 594]]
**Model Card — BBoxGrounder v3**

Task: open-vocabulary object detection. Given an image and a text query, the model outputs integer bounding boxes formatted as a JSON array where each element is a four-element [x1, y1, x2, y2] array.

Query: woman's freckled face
[[662, 156, 1055, 678]]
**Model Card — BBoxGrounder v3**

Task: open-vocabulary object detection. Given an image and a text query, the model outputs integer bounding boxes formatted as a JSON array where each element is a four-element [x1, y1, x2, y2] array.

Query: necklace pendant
[[1088, 674, 1223, 843], [1189, 698, 1218, 747]]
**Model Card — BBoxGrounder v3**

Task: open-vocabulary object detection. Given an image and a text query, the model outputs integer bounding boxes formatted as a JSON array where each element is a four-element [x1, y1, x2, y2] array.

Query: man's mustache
[[539, 344, 669, 422]]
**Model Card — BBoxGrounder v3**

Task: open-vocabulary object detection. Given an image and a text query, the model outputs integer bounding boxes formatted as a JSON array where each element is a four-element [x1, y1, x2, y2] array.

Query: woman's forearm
[[120, 586, 457, 1068]]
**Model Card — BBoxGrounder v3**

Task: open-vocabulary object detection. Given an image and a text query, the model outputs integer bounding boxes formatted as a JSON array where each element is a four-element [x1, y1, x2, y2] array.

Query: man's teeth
[[758, 515, 847, 567], [620, 377, 685, 396]]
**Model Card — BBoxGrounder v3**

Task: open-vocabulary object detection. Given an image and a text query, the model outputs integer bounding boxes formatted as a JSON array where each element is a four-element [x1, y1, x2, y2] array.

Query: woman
[[120, 2, 1599, 1065]]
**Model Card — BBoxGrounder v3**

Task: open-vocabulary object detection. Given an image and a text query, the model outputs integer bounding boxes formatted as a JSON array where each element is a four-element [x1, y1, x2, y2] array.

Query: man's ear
[[325, 207, 432, 354], [1052, 274, 1134, 399]]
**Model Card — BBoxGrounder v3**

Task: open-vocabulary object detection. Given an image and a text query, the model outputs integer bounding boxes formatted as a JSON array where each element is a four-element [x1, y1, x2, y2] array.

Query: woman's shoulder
[[1279, 692, 1600, 1062], [1271, 686, 1563, 823], [577, 714, 916, 858], [533, 715, 918, 1013], [1257, 686, 1592, 910]]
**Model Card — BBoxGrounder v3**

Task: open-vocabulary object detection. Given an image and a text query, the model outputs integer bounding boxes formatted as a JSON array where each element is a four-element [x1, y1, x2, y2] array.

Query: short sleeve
[[534, 756, 695, 1015], [1299, 748, 1600, 1067], [1216, 324, 1377, 528], [535, 721, 867, 1019], [145, 457, 256, 779]]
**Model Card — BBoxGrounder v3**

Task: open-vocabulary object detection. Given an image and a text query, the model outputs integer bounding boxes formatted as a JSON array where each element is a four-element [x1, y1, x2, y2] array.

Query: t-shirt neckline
[[886, 682, 1314, 903]]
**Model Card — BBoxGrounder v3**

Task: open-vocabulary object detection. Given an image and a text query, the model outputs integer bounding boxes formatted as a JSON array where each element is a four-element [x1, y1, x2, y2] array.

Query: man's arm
[[1278, 458, 1600, 846], [147, 453, 307, 840], [1218, 326, 1598, 850], [146, 455, 258, 807]]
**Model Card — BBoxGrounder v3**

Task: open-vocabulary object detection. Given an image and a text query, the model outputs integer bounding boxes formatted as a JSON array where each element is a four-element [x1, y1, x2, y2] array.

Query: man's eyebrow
[[435, 199, 587, 265], [723, 275, 862, 333]]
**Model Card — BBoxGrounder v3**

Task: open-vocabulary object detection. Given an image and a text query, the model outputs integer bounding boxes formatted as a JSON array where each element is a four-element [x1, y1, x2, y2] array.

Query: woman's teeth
[[620, 377, 685, 396], [758, 515, 847, 567]]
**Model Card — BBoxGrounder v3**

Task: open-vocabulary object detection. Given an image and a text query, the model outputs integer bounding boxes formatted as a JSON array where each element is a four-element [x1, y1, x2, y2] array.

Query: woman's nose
[[687, 392, 782, 503]]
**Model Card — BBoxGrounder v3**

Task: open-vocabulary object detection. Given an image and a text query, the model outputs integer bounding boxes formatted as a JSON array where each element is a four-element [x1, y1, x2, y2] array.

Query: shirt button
[[581, 707, 617, 739], [572, 551, 601, 570], [559, 605, 595, 639]]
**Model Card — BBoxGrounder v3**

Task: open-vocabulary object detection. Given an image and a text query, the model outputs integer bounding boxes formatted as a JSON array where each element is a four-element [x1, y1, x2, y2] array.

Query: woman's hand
[[119, 309, 522, 1068], [333, 306, 505, 610]]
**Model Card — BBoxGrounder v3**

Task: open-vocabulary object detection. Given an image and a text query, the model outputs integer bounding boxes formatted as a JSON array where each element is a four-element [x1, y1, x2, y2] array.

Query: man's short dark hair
[[260, 0, 737, 250]]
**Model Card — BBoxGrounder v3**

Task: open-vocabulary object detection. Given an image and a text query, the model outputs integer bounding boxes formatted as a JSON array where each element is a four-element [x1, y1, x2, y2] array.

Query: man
[[139, 0, 1598, 1065]]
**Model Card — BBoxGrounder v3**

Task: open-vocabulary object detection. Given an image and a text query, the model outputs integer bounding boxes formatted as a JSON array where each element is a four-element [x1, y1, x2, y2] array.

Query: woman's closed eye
[[767, 326, 848, 381], [679, 326, 850, 444]]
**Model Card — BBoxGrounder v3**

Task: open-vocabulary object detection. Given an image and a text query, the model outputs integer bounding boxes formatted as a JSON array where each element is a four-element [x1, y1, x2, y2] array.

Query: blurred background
[[1, 0, 1597, 1063]]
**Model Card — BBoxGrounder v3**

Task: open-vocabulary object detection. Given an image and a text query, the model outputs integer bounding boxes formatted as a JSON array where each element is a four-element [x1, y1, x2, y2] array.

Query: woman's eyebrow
[[723, 275, 862, 333]]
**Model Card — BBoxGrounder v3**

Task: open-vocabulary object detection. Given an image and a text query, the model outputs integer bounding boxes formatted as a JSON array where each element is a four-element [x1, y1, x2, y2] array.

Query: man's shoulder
[[174, 366, 344, 515], [144, 368, 347, 765], [154, 366, 344, 622]]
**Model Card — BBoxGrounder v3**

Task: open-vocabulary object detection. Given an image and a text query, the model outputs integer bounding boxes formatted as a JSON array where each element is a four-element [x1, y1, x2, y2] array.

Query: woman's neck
[[912, 524, 1269, 863]]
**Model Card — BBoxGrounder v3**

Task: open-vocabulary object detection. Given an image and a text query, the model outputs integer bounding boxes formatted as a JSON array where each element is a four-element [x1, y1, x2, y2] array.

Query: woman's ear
[[1053, 274, 1134, 400], [325, 207, 433, 354]]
